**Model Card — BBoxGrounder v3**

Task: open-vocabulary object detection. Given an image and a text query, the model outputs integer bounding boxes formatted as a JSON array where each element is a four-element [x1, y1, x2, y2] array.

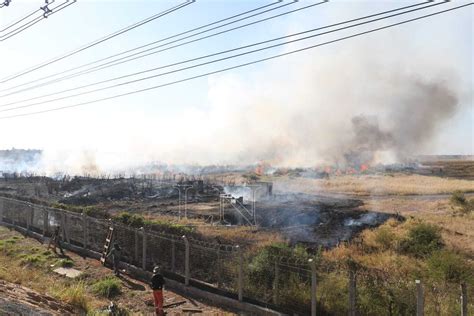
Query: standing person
[[107, 243, 122, 276], [150, 266, 165, 316], [47, 226, 65, 255]]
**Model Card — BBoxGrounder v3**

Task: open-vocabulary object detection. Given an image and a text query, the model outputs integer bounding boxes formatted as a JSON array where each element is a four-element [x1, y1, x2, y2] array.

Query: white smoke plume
[[3, 33, 469, 174]]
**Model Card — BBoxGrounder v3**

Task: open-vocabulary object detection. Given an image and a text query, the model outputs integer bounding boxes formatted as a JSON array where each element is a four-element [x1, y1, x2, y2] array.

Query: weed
[[56, 258, 74, 268], [53, 281, 89, 312], [91, 276, 121, 298]]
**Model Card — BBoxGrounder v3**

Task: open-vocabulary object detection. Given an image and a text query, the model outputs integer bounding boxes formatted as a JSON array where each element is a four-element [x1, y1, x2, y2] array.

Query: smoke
[[198, 45, 461, 168], [2, 31, 466, 174], [336, 79, 458, 167]]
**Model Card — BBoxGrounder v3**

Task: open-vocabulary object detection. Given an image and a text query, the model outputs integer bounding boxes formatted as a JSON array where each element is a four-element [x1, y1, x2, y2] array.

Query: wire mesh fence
[[0, 196, 471, 315]]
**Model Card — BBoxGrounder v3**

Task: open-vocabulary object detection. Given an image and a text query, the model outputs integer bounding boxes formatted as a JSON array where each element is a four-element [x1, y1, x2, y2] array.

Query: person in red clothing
[[150, 266, 165, 316]]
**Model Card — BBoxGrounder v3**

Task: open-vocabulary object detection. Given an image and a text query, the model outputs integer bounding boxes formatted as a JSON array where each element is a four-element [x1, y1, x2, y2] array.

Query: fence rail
[[0, 196, 470, 315]]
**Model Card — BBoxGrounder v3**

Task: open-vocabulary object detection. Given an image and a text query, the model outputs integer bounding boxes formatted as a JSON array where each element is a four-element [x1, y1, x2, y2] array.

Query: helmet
[[153, 266, 160, 273]]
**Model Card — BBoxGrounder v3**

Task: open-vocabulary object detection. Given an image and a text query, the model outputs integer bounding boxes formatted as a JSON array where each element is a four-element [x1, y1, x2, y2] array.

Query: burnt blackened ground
[[0, 176, 395, 247], [245, 193, 393, 247]]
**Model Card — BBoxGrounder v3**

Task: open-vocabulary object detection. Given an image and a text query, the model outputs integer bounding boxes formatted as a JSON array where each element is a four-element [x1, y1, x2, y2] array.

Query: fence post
[[216, 246, 221, 288], [171, 239, 176, 273], [182, 236, 190, 286], [82, 213, 88, 249], [134, 229, 139, 264], [273, 260, 279, 305], [416, 280, 424, 316], [309, 258, 317, 316], [461, 282, 467, 316], [142, 228, 147, 271], [61, 212, 70, 244], [43, 209, 49, 237], [349, 268, 357, 316], [236, 245, 243, 302], [26, 206, 31, 234], [0, 198, 3, 223]]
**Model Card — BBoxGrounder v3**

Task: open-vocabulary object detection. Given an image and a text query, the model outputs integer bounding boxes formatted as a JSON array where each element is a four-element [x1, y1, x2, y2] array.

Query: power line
[[0, 0, 301, 96], [0, 1, 43, 33], [0, 0, 435, 109], [0, 0, 12, 8], [0, 0, 282, 92], [0, 0, 194, 83], [1, 2, 470, 120], [0, 0, 67, 41]]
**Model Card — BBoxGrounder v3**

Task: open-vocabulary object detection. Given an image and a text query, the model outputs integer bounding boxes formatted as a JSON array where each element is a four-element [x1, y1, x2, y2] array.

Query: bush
[[56, 258, 74, 268], [114, 212, 145, 227], [91, 277, 121, 298], [450, 191, 467, 206], [374, 227, 397, 250], [113, 212, 194, 235], [427, 250, 472, 283], [399, 223, 443, 257]]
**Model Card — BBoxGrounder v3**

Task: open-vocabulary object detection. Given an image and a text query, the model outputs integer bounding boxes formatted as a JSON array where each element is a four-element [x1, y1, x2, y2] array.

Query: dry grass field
[[274, 173, 474, 196]]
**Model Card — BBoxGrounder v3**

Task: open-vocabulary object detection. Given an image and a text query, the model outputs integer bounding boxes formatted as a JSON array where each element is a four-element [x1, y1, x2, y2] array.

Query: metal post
[[0, 198, 3, 223], [461, 282, 467, 316], [82, 213, 88, 249], [178, 188, 181, 220], [236, 245, 243, 302], [43, 209, 49, 237], [309, 258, 317, 316], [171, 239, 176, 273], [142, 229, 147, 271], [182, 236, 190, 286], [185, 187, 193, 219], [349, 269, 357, 316], [134, 229, 139, 264], [273, 260, 279, 305], [26, 206, 31, 234], [416, 280, 424, 316], [217, 247, 221, 288]]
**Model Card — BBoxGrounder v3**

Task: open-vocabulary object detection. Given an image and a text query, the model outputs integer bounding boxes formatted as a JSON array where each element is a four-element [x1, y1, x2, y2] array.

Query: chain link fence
[[0, 196, 470, 315]]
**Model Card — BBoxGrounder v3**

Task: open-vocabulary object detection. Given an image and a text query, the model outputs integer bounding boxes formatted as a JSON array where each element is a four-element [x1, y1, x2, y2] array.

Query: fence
[[0, 196, 470, 315]]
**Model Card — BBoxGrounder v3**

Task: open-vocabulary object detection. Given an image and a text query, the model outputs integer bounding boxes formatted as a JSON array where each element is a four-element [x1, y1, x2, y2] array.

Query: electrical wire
[[0, 0, 282, 91], [0, 0, 76, 42], [0, 0, 443, 110], [0, 0, 194, 83], [0, 3, 43, 32], [0, 0, 12, 9], [1, 2, 470, 120], [0, 1, 436, 107], [0, 0, 301, 95]]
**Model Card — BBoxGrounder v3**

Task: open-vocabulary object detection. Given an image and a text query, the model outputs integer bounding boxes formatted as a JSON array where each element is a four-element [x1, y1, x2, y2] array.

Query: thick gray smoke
[[2, 35, 465, 174], [339, 79, 458, 167]]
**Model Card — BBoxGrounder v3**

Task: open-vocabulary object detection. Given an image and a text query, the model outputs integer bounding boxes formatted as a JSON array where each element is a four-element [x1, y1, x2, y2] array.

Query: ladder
[[100, 226, 114, 265]]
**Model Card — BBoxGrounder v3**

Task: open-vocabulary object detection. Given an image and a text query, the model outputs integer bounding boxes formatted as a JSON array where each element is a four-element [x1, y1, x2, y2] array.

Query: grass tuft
[[91, 276, 121, 298]]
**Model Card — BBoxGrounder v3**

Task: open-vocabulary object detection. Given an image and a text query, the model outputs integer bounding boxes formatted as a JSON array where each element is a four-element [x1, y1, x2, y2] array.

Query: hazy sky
[[0, 0, 472, 170]]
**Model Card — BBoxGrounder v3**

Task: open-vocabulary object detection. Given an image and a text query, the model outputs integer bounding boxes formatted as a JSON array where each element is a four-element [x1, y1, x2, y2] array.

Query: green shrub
[[114, 212, 145, 227], [450, 191, 467, 206], [427, 250, 472, 283], [374, 227, 396, 250], [91, 277, 121, 298], [399, 223, 443, 257], [113, 212, 194, 235], [56, 258, 74, 268]]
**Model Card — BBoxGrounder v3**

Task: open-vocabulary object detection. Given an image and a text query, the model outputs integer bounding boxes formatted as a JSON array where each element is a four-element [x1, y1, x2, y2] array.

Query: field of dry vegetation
[[274, 173, 474, 196]]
